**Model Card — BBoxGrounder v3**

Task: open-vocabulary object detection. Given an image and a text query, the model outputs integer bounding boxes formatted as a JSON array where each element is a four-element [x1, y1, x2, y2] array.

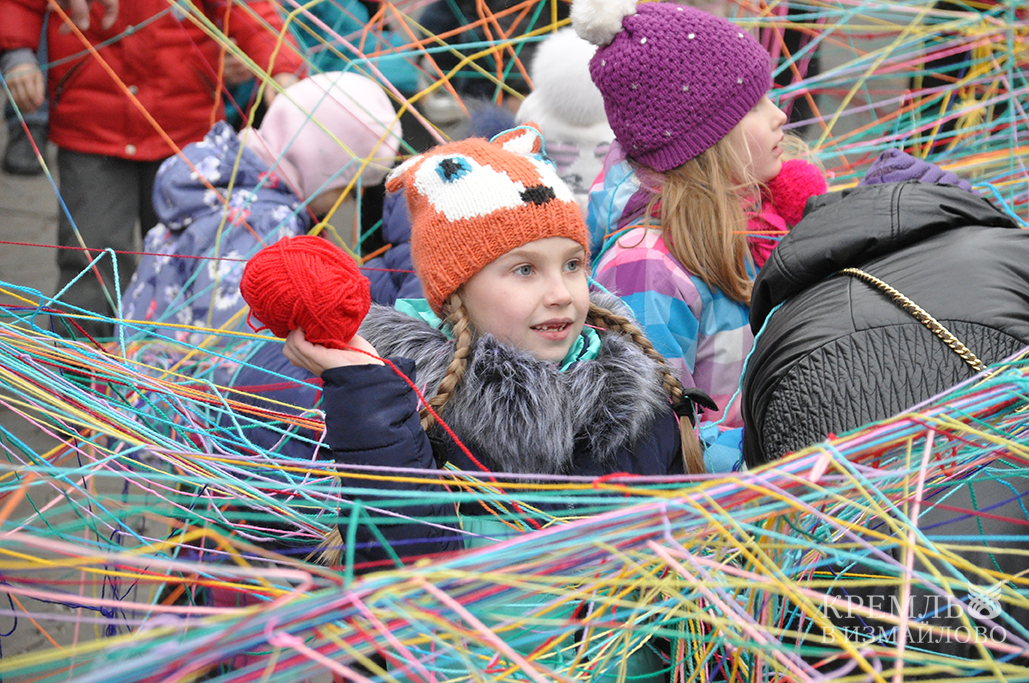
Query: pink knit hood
[[243, 72, 402, 201]]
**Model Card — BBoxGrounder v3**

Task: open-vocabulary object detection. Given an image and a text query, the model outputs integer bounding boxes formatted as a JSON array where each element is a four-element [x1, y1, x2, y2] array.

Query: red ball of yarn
[[240, 235, 371, 349]]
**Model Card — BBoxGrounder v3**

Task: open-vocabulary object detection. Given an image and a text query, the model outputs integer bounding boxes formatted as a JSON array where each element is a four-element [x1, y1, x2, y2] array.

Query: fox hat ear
[[397, 126, 589, 315], [492, 123, 545, 155], [385, 154, 423, 194], [391, 123, 546, 195]]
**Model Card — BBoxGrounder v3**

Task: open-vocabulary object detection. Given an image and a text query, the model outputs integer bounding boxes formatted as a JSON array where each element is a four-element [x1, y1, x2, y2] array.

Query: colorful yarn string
[[0, 334, 1027, 681], [1, 0, 1029, 680]]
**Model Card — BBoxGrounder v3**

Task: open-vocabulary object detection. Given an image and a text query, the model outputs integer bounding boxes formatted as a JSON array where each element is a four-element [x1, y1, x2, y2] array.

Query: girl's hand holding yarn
[[240, 235, 381, 372], [283, 328, 383, 374]]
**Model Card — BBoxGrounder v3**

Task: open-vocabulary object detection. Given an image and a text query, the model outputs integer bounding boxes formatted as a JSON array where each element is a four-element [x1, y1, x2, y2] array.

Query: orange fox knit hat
[[386, 124, 590, 314]]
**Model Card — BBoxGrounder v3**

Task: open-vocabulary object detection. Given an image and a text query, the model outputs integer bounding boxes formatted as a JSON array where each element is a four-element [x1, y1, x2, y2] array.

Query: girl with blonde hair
[[279, 124, 713, 571], [575, 0, 827, 456]]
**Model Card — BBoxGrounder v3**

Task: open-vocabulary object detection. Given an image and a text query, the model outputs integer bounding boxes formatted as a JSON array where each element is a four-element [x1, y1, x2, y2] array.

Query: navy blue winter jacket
[[227, 292, 684, 567], [363, 192, 423, 306]]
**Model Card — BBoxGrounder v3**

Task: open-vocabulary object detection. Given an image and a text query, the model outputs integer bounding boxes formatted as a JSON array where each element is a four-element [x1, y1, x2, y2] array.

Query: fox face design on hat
[[386, 124, 590, 313]]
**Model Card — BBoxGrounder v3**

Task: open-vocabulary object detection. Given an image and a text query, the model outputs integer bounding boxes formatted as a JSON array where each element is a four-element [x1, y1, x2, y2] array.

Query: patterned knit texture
[[765, 158, 829, 226], [587, 3, 772, 171], [241, 235, 371, 348], [386, 125, 590, 313]]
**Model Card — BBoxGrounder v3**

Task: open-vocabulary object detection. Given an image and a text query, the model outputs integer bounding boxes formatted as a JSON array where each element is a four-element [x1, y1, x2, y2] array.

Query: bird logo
[[967, 582, 1003, 620]]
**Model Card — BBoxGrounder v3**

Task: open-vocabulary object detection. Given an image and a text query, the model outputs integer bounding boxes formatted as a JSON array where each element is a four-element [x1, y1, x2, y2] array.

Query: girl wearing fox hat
[[282, 124, 710, 540], [277, 124, 710, 678]]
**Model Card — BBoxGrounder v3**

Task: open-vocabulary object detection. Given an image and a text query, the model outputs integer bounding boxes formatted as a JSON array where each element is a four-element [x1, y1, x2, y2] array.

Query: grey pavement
[[0, 120, 61, 464], [0, 124, 97, 669], [0, 122, 59, 309]]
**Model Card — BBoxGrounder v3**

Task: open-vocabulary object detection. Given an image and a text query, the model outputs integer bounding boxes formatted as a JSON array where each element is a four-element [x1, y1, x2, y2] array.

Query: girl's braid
[[587, 303, 683, 401], [587, 303, 706, 474], [420, 292, 473, 431]]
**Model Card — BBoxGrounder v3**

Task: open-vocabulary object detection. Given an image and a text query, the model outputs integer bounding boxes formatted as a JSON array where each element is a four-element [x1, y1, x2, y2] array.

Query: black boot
[[2, 123, 47, 175]]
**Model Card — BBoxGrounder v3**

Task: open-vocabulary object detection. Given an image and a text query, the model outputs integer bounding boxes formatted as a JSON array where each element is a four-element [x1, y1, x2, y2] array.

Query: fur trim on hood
[[358, 290, 670, 475]]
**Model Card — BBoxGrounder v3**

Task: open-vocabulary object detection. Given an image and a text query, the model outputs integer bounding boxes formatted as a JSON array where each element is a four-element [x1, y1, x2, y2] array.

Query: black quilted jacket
[[742, 182, 1029, 466]]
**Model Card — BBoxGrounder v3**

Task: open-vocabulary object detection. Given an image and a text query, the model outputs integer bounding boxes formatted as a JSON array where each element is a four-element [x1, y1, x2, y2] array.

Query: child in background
[[514, 27, 615, 217], [120, 72, 402, 342], [1, 0, 304, 338], [573, 0, 826, 438]]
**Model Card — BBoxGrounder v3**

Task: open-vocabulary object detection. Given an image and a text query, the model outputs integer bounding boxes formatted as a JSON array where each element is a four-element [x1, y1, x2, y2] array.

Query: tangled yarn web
[[0, 0, 1028, 680]]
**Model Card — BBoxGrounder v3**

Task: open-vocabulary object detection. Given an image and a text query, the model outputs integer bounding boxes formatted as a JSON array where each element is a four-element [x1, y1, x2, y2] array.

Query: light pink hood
[[243, 71, 402, 201]]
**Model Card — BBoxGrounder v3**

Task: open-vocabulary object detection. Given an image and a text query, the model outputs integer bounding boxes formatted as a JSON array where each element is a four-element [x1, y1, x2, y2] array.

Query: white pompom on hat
[[516, 27, 610, 132], [570, 0, 638, 46]]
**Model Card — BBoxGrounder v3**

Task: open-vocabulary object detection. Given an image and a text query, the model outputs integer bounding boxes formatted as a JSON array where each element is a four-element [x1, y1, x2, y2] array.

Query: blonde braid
[[420, 292, 473, 431], [587, 303, 706, 474]]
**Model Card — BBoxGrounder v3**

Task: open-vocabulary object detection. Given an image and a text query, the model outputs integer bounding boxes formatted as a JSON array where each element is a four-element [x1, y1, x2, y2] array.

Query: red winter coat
[[0, 0, 304, 161]]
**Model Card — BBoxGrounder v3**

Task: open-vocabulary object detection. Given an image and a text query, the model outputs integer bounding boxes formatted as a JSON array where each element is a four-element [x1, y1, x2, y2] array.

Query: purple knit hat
[[572, 0, 772, 172]]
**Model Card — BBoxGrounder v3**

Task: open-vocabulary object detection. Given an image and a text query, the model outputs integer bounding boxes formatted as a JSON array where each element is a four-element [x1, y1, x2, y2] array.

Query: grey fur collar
[[358, 291, 670, 475]]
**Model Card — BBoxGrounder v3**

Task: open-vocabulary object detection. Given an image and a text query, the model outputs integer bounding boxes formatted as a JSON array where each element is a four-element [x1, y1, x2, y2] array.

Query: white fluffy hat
[[516, 27, 612, 133]]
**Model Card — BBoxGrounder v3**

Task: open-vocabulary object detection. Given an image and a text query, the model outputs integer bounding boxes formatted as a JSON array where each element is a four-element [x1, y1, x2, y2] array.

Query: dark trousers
[[55, 148, 163, 337], [911, 1, 1000, 152]]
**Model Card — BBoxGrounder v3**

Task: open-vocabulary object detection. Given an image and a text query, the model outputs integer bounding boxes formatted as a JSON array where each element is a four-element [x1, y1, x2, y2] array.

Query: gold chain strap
[[840, 267, 987, 373]]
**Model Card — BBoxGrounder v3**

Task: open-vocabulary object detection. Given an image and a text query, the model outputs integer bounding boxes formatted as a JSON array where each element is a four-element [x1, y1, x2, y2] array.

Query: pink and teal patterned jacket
[[588, 144, 826, 434], [594, 227, 752, 430]]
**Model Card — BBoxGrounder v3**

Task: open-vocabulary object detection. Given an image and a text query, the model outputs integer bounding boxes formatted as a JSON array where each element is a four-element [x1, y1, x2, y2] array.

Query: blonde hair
[[420, 293, 473, 431], [640, 128, 817, 306], [639, 132, 755, 305]]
